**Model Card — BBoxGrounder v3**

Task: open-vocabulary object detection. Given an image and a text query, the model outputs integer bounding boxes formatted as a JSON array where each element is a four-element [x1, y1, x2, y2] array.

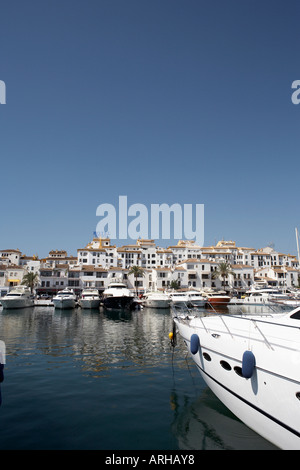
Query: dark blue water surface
[[0, 306, 277, 450]]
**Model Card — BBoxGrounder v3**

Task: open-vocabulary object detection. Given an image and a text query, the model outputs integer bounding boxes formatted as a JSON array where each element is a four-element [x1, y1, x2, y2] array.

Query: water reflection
[[0, 306, 186, 377], [170, 388, 278, 450], [0, 304, 279, 450]]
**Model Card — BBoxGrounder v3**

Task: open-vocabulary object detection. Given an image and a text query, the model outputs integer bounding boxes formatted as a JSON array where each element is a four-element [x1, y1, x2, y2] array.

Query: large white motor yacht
[[103, 281, 135, 310], [172, 305, 300, 450], [187, 291, 206, 307], [0, 286, 34, 309], [200, 289, 231, 305], [79, 289, 101, 309], [169, 292, 189, 306], [52, 288, 77, 309], [169, 291, 206, 308], [143, 291, 170, 309]]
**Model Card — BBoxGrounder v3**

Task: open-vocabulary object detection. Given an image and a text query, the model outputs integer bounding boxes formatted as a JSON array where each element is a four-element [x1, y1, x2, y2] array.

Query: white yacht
[[172, 304, 300, 449], [79, 289, 101, 309], [200, 289, 231, 305], [241, 290, 275, 305], [52, 288, 77, 309], [275, 298, 300, 308], [143, 291, 170, 309], [187, 291, 206, 307], [169, 290, 221, 307], [103, 281, 135, 310], [232, 289, 293, 306], [169, 292, 189, 306], [0, 286, 34, 309]]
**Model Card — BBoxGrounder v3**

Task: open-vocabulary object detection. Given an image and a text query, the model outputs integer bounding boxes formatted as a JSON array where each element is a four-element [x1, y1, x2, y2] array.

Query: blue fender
[[242, 350, 256, 378], [190, 334, 200, 355]]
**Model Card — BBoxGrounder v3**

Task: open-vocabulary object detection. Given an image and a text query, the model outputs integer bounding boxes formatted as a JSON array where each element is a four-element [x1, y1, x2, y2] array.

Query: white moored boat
[[169, 292, 189, 306], [79, 289, 101, 309], [276, 299, 300, 308], [0, 286, 34, 309], [143, 291, 170, 309], [172, 305, 300, 449], [170, 291, 206, 307], [239, 289, 293, 306], [103, 281, 135, 310], [186, 291, 206, 307], [52, 288, 77, 309], [200, 289, 231, 305]]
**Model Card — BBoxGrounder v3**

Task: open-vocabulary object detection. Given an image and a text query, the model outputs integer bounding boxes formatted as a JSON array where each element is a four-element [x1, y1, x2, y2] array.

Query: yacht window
[[234, 366, 243, 377], [220, 360, 231, 371], [290, 310, 300, 320], [203, 353, 211, 361]]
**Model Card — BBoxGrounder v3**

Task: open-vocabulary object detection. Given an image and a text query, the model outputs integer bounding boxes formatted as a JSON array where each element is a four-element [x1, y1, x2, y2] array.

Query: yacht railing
[[171, 301, 300, 351]]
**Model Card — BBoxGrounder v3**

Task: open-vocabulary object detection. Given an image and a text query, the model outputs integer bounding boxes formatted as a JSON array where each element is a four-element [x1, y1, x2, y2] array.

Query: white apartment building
[[0, 249, 22, 265], [0, 264, 25, 288], [20, 255, 41, 274], [254, 266, 299, 288], [77, 238, 118, 268], [38, 265, 69, 294], [1, 238, 299, 295]]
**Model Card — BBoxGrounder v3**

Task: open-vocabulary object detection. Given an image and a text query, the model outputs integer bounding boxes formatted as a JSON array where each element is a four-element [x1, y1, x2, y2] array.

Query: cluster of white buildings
[[0, 237, 299, 296]]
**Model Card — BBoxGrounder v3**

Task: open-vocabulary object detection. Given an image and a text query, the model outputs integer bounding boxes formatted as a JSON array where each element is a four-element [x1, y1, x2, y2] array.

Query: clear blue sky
[[0, 0, 299, 258]]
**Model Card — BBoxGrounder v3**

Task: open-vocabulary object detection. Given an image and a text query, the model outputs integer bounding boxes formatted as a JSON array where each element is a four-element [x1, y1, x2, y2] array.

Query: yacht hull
[[144, 299, 170, 309], [79, 299, 101, 309], [103, 296, 134, 310], [53, 299, 76, 309], [174, 312, 300, 450], [206, 297, 230, 305], [187, 299, 206, 307], [198, 363, 300, 450], [1, 298, 34, 309]]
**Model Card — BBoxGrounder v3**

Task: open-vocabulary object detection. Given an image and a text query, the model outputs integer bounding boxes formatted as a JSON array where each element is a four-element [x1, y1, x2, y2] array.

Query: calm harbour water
[[0, 305, 277, 450]]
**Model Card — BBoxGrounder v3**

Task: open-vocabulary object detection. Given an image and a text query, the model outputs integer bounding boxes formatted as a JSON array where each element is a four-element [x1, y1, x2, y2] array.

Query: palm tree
[[21, 272, 39, 293], [212, 261, 233, 291], [128, 265, 145, 296]]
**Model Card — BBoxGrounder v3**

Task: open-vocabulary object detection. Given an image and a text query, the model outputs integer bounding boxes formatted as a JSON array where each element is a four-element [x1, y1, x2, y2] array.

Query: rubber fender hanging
[[190, 334, 200, 355], [242, 350, 256, 378]]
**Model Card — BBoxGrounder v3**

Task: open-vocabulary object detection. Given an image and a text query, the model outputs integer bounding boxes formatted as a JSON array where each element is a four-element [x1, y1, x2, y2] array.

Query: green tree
[[212, 262, 233, 291], [170, 279, 180, 290], [128, 265, 145, 296], [21, 272, 39, 293]]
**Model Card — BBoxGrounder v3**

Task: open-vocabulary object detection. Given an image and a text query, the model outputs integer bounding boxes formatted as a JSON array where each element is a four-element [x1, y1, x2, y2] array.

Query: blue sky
[[0, 0, 299, 258]]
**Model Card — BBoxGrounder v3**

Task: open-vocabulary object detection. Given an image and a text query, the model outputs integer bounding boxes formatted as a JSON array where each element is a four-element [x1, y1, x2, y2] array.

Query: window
[[69, 272, 79, 278]]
